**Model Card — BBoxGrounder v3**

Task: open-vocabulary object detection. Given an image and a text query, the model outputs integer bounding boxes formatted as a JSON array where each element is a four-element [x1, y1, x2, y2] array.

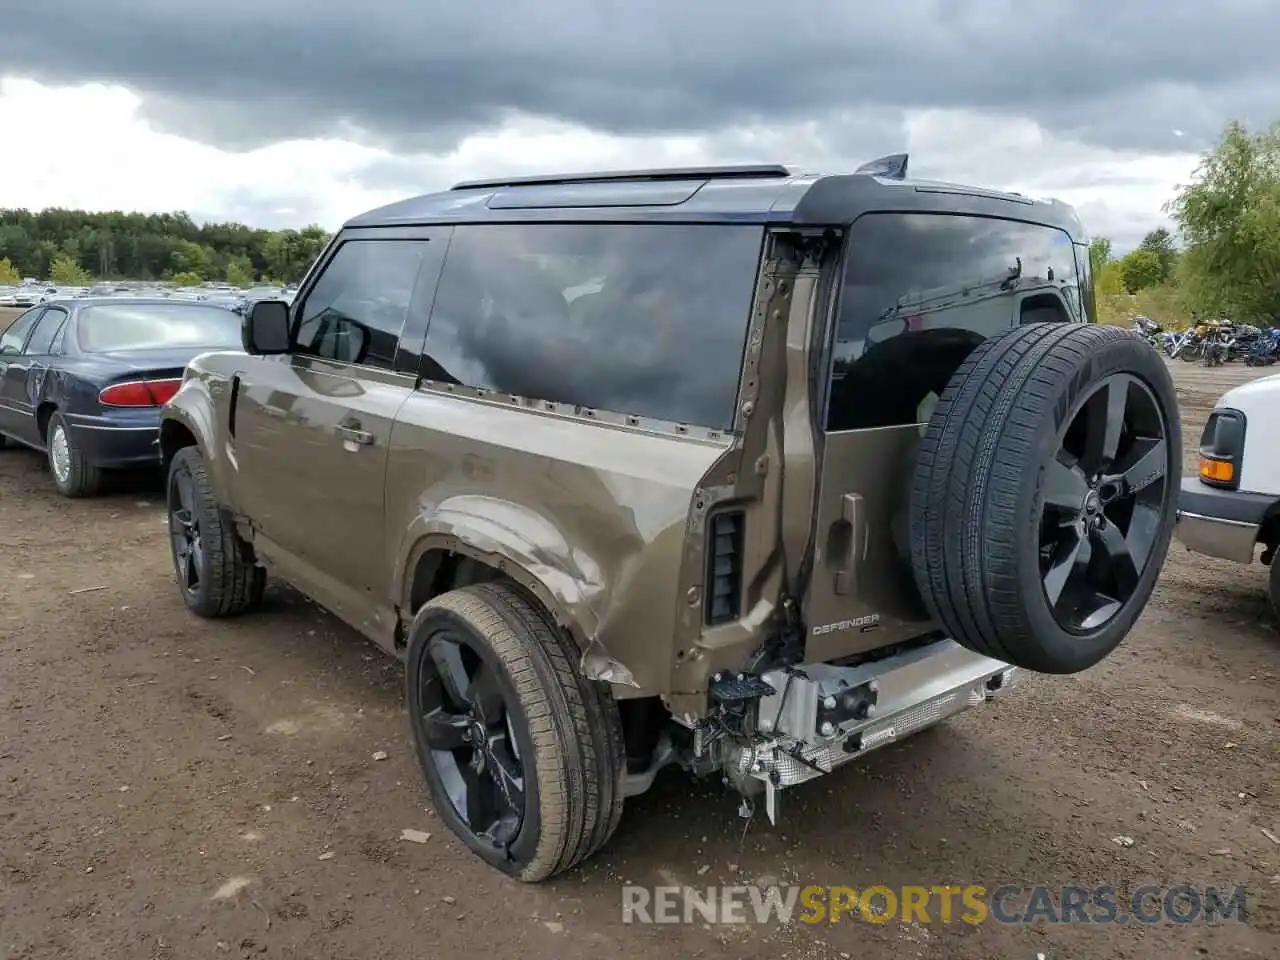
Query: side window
[[24, 308, 68, 355], [49, 313, 69, 354], [294, 238, 431, 370], [421, 223, 763, 429], [0, 307, 44, 355]]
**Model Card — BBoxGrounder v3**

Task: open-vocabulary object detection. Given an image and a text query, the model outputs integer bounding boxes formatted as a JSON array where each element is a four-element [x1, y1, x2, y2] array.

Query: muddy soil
[[1, 349, 1278, 960]]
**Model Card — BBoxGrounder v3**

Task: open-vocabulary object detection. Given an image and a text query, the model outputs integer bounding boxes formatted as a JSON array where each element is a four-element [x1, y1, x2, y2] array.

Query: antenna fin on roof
[[855, 153, 909, 180]]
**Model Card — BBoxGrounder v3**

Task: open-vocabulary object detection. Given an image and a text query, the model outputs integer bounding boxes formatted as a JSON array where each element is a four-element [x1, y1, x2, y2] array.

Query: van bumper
[[1175, 478, 1274, 564]]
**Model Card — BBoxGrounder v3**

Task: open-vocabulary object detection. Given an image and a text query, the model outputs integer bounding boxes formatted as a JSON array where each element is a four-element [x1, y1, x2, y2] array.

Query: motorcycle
[[1245, 328, 1280, 366]]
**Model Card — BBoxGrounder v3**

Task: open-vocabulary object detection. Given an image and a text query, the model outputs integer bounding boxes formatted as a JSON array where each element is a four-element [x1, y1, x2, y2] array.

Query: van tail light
[[706, 510, 745, 625], [99, 378, 183, 407]]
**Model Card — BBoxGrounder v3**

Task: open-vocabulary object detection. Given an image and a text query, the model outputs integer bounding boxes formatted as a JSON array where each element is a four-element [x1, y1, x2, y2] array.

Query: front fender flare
[[160, 378, 226, 492]]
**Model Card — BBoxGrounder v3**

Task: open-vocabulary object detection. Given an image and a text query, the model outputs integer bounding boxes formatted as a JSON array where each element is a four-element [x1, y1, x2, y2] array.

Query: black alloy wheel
[[164, 446, 265, 617], [405, 583, 626, 881], [909, 322, 1181, 674], [1039, 372, 1169, 633], [413, 629, 526, 850], [169, 464, 205, 598]]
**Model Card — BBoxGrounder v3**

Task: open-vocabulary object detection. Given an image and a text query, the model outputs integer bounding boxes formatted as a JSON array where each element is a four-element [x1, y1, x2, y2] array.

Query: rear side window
[[24, 307, 68, 355], [421, 223, 763, 429], [828, 213, 1079, 431], [77, 303, 243, 352], [295, 239, 432, 371]]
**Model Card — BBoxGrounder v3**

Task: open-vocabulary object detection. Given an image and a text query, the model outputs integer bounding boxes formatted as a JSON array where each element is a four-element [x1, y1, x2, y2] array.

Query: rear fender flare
[[396, 496, 608, 656]]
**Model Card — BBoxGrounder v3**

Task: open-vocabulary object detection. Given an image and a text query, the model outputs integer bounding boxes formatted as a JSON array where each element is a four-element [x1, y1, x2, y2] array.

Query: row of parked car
[[0, 281, 296, 311]]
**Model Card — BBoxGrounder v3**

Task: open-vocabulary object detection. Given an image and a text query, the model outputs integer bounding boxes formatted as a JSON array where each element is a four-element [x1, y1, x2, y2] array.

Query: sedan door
[[230, 228, 448, 639], [0, 306, 47, 442], [2, 306, 70, 446]]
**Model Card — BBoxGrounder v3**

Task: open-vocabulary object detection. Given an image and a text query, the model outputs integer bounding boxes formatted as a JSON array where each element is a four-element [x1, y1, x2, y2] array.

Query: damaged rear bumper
[[736, 638, 1015, 819]]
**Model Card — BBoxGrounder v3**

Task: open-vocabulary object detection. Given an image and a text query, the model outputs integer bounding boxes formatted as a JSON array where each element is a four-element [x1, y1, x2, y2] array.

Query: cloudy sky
[[1, 1, 1276, 250]]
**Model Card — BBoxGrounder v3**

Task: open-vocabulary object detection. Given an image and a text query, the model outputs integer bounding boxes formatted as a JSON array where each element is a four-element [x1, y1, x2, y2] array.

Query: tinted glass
[[295, 239, 429, 370], [423, 223, 762, 429], [0, 307, 43, 354], [49, 313, 69, 354], [77, 303, 243, 352], [1074, 243, 1097, 323], [828, 213, 1079, 431], [24, 307, 68, 354]]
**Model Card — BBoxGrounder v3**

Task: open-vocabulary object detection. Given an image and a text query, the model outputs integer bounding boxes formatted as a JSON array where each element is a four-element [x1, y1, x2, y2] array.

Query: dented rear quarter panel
[[385, 388, 732, 697]]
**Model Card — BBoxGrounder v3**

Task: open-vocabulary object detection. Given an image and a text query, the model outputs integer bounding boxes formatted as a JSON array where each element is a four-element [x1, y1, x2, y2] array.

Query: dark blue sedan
[[0, 298, 243, 497]]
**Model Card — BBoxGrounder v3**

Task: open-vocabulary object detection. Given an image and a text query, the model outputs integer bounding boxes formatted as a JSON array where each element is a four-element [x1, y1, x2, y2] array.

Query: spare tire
[[909, 323, 1180, 674]]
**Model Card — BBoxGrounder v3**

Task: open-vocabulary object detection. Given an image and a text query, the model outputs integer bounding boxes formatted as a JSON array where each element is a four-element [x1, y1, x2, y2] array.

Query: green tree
[[1137, 227, 1177, 284], [263, 225, 331, 283], [1119, 248, 1164, 293], [0, 256, 18, 285], [1088, 237, 1113, 276], [171, 271, 203, 287], [48, 254, 91, 286], [1096, 259, 1125, 297], [226, 254, 254, 287], [169, 239, 216, 278], [1167, 120, 1280, 321]]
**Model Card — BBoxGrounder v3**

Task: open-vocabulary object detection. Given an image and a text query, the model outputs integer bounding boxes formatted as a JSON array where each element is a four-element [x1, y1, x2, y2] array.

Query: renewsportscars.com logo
[[621, 884, 1248, 926]]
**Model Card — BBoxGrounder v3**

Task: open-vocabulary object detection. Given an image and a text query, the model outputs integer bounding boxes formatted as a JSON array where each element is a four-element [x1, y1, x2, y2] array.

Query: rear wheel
[[910, 323, 1180, 674], [167, 446, 265, 617], [47, 413, 102, 498], [406, 582, 625, 881]]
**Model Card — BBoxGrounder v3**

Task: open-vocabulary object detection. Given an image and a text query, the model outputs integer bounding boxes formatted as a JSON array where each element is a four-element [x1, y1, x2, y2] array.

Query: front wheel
[[405, 582, 625, 881], [167, 446, 265, 617]]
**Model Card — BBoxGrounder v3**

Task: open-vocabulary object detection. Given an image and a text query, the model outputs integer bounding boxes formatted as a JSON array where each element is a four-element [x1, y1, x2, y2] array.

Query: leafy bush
[[48, 254, 91, 286]]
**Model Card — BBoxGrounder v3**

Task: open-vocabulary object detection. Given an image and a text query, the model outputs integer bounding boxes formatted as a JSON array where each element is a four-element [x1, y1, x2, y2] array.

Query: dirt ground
[[2, 313, 1279, 959]]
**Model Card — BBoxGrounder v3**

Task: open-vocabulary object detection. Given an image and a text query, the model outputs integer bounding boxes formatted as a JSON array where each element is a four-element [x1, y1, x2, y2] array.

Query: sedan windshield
[[77, 303, 243, 353]]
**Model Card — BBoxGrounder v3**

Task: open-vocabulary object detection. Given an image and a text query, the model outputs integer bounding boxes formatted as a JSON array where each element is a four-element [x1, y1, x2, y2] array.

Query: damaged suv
[[159, 157, 1180, 881]]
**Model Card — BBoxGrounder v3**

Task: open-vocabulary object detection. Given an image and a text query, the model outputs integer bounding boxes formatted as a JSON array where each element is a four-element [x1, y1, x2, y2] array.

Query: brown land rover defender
[[159, 156, 1180, 881]]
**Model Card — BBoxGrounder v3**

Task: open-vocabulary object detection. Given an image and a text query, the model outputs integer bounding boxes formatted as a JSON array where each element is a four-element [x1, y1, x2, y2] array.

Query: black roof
[[344, 156, 1086, 241]]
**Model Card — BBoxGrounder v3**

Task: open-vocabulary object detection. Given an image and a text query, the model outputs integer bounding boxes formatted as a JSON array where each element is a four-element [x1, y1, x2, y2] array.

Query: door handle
[[338, 424, 374, 446]]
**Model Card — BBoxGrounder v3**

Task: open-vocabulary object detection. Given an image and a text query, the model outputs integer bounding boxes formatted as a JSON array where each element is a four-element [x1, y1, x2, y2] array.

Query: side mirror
[[242, 299, 292, 355]]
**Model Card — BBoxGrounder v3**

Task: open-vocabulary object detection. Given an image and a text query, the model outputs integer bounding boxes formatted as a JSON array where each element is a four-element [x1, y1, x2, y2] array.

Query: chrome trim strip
[[71, 424, 159, 432], [1176, 509, 1256, 529]]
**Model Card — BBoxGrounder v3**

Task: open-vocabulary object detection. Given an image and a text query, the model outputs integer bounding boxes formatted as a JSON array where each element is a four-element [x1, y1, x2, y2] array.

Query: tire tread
[[423, 582, 625, 881], [910, 323, 1180, 672], [171, 446, 265, 617]]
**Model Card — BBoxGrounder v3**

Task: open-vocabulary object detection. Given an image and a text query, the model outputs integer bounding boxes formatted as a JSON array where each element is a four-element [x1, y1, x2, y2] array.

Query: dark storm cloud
[[3, 0, 1277, 154]]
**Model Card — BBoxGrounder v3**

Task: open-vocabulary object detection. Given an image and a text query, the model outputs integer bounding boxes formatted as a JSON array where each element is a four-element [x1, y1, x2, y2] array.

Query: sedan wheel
[[45, 413, 102, 498]]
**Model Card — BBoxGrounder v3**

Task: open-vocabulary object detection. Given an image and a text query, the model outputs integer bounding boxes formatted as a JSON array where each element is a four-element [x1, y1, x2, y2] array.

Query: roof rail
[[854, 153, 909, 180], [450, 164, 793, 191]]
